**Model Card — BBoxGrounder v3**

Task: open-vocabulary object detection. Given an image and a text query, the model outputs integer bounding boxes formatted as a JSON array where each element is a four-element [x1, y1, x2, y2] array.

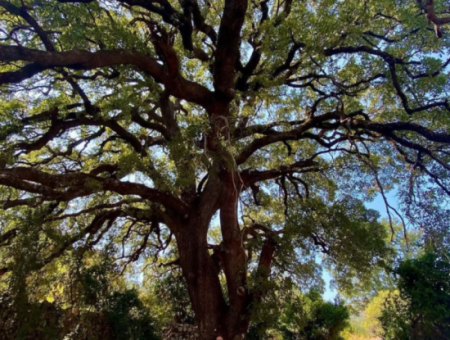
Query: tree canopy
[[0, 0, 450, 339]]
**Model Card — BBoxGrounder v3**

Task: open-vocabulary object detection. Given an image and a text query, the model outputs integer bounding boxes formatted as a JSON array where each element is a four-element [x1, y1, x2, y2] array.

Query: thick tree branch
[[213, 0, 248, 100], [426, 0, 450, 38], [0, 167, 189, 214], [0, 45, 213, 108]]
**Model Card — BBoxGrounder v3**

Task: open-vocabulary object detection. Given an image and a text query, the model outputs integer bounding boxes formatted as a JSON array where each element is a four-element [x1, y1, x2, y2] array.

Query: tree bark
[[175, 171, 226, 340], [173, 169, 254, 340], [176, 222, 228, 340]]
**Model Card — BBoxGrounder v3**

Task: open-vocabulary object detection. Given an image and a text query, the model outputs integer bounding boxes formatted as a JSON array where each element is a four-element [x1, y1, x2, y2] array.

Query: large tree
[[0, 0, 450, 339]]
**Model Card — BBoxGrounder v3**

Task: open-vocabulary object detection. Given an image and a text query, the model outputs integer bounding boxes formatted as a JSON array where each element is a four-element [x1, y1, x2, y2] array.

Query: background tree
[[342, 289, 401, 340], [150, 265, 196, 325], [0, 0, 450, 339], [276, 290, 349, 340], [380, 252, 450, 340], [0, 233, 159, 340]]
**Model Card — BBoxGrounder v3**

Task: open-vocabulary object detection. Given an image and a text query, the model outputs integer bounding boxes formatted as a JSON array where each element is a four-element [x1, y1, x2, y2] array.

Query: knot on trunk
[[236, 286, 246, 296]]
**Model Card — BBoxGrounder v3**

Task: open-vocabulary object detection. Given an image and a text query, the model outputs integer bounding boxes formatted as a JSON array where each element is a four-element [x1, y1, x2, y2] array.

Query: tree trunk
[[176, 222, 227, 340], [173, 171, 252, 340]]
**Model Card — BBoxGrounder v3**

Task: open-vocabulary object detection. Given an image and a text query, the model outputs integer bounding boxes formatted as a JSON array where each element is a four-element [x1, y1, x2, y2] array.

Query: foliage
[[0, 243, 159, 340], [380, 252, 450, 340], [150, 268, 196, 325], [341, 290, 401, 340], [340, 226, 442, 340], [247, 290, 349, 340]]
